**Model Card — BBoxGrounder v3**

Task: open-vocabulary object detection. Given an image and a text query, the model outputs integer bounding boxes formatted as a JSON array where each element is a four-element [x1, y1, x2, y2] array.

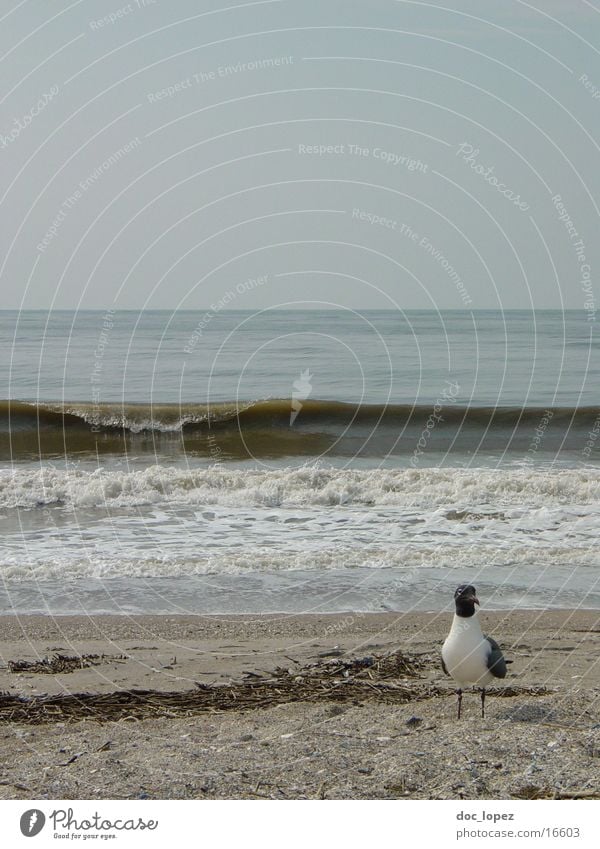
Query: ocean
[[1, 309, 599, 614]]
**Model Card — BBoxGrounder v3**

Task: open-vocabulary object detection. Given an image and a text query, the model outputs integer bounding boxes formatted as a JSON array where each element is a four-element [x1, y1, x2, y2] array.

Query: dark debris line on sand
[[7, 654, 127, 675], [0, 651, 551, 725]]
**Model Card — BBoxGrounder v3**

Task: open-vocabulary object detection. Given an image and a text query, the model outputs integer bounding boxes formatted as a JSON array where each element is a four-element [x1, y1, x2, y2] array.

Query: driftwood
[[512, 785, 600, 800], [0, 650, 552, 725]]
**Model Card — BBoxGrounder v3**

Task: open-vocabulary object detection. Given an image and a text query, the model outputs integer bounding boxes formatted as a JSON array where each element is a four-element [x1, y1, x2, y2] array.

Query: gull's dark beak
[[473, 596, 480, 606]]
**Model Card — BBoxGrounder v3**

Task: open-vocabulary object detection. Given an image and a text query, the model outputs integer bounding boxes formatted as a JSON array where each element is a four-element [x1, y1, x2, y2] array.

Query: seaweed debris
[[7, 654, 126, 675], [0, 650, 551, 725]]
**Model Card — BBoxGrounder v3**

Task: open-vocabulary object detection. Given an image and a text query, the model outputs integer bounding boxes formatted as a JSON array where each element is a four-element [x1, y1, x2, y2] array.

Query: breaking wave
[[1, 399, 599, 460], [1, 465, 599, 510]]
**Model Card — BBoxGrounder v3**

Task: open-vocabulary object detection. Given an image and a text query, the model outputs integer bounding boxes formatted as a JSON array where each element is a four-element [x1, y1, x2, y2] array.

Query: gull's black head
[[453, 584, 480, 617]]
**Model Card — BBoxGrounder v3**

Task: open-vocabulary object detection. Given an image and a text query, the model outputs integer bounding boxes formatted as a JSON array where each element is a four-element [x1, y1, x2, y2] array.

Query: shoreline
[[1, 609, 599, 800], [4, 606, 600, 614]]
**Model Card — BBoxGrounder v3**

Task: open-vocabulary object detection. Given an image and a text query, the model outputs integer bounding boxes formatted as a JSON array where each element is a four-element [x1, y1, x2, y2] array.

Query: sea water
[[1, 309, 598, 613]]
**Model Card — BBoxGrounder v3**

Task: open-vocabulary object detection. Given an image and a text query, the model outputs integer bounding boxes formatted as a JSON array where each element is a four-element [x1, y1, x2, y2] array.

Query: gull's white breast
[[442, 614, 494, 687]]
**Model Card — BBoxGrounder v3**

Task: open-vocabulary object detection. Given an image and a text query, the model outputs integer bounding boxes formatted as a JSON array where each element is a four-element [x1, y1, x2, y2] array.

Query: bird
[[441, 584, 507, 718]]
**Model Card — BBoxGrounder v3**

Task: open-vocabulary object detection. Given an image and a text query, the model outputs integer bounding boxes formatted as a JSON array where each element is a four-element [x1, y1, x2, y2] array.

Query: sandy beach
[[0, 609, 599, 800]]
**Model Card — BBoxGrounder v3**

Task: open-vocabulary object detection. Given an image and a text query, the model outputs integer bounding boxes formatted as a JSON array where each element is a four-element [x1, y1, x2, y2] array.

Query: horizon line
[[0, 307, 587, 313]]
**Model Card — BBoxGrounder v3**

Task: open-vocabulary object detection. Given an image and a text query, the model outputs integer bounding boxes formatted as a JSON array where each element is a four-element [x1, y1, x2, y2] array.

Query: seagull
[[441, 584, 507, 718]]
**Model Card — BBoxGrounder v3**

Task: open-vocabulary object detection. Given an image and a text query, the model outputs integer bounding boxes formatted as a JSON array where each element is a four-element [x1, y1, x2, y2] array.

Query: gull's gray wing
[[485, 635, 507, 679]]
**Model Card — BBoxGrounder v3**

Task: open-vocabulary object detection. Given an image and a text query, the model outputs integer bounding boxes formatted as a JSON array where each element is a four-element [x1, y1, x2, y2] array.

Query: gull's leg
[[481, 688, 486, 719], [457, 688, 463, 719]]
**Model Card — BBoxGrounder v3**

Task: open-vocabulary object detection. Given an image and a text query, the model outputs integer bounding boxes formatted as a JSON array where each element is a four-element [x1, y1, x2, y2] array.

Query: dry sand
[[0, 609, 599, 800]]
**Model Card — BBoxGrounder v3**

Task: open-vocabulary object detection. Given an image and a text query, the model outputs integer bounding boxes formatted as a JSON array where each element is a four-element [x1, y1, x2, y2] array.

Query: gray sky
[[1, 0, 599, 313]]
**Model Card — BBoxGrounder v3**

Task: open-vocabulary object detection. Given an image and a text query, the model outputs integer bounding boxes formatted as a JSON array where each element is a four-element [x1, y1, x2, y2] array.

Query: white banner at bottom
[[0, 799, 597, 848]]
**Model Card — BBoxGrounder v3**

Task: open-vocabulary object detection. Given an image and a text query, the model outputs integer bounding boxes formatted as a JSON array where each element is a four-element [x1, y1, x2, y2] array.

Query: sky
[[0, 0, 599, 314]]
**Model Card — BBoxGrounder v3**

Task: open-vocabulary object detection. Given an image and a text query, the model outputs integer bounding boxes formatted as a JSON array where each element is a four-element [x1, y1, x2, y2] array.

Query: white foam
[[1, 542, 597, 582], [1, 466, 598, 585], [1, 491, 599, 582]]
